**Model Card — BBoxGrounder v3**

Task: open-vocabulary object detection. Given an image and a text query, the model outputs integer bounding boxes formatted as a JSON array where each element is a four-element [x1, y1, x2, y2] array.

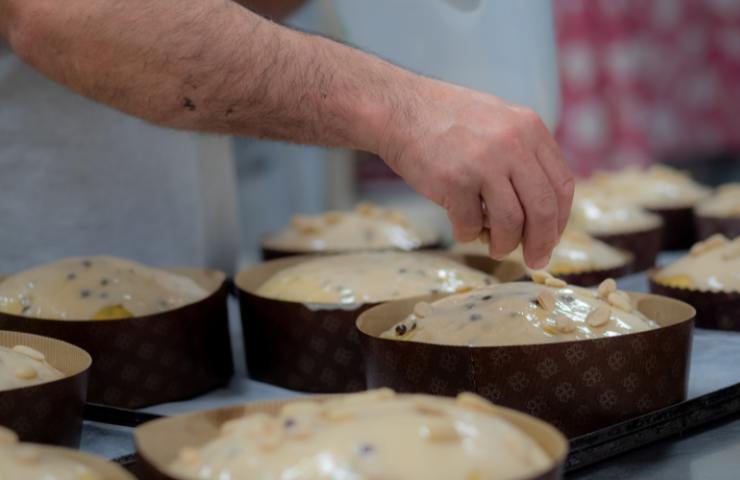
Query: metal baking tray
[[102, 381, 740, 474]]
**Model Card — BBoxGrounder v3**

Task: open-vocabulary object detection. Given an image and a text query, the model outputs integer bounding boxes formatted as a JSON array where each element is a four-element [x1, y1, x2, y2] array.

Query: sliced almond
[[14, 365, 37, 380], [355, 202, 376, 216], [597, 278, 617, 299], [291, 215, 321, 234], [12, 345, 45, 362], [587, 304, 611, 327], [537, 289, 556, 311], [554, 314, 576, 333], [456, 392, 498, 415], [545, 277, 567, 288], [531, 270, 552, 285], [690, 234, 728, 256], [414, 398, 447, 416], [385, 210, 409, 227], [413, 301, 433, 318], [322, 211, 344, 225], [607, 291, 632, 311], [419, 419, 459, 442]]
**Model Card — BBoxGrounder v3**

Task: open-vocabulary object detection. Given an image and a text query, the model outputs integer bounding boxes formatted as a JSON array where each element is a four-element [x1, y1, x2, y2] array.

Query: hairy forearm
[[2, 0, 418, 152]]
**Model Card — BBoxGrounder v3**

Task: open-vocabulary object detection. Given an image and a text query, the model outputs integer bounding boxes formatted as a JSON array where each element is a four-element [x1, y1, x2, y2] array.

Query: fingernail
[[530, 254, 551, 270]]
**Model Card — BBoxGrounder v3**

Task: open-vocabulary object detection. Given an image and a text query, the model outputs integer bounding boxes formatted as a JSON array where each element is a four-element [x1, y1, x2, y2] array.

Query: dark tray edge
[[105, 382, 740, 472]]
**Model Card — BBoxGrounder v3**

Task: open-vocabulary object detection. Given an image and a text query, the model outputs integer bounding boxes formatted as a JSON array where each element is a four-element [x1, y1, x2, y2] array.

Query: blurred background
[[235, 0, 740, 265]]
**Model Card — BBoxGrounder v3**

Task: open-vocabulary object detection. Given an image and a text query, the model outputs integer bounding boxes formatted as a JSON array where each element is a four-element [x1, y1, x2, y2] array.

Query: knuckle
[[532, 190, 558, 217], [495, 205, 524, 232], [558, 175, 576, 198], [443, 165, 473, 191]]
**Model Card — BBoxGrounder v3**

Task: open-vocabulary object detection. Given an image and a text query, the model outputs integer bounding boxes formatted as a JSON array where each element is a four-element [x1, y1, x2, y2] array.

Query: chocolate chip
[[469, 313, 482, 321], [100, 278, 110, 286], [99, 292, 109, 299], [484, 278, 493, 285], [482, 295, 493, 301], [429, 289, 439, 294], [80, 290, 91, 298], [358, 443, 375, 455], [410, 321, 417, 331], [464, 303, 475, 310], [21, 305, 30, 314], [66, 272, 77, 280], [398, 268, 408, 274], [561, 295, 575, 304], [82, 260, 92, 268], [395, 324, 407, 336], [283, 418, 296, 428]]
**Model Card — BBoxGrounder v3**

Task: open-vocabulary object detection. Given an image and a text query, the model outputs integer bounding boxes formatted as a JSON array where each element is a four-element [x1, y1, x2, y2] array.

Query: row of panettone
[[0, 163, 736, 480]]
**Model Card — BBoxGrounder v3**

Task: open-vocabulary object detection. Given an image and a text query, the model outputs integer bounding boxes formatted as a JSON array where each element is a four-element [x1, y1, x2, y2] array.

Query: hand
[[378, 79, 574, 269]]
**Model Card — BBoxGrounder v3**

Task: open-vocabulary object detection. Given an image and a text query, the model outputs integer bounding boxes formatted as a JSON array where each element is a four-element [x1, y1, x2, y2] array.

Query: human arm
[[0, 0, 572, 267]]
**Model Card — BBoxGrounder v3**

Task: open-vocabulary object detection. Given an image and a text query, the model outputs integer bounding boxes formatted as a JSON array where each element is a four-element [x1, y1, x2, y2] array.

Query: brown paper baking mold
[[695, 214, 740, 241], [0, 269, 233, 409], [357, 290, 695, 438], [236, 253, 526, 394], [134, 395, 568, 480], [552, 259, 634, 287], [649, 276, 740, 331], [647, 206, 698, 250], [0, 428, 135, 480], [0, 330, 91, 447], [593, 224, 663, 273]]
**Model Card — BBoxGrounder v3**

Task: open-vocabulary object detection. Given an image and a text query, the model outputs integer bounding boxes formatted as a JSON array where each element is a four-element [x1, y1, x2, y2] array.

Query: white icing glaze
[[0, 256, 209, 320], [569, 188, 663, 235], [655, 235, 740, 292], [582, 165, 710, 209], [0, 345, 64, 392], [696, 183, 740, 218], [0, 443, 101, 480], [454, 230, 629, 274], [382, 282, 657, 347], [255, 252, 496, 304], [262, 203, 435, 252], [169, 390, 552, 480]]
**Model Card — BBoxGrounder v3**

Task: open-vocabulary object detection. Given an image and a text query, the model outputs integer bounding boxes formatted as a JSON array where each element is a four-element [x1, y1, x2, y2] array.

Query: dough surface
[[255, 252, 496, 304], [455, 230, 629, 274], [0, 256, 209, 320], [580, 165, 710, 210], [382, 280, 657, 347], [169, 389, 552, 480], [654, 234, 740, 292], [569, 188, 663, 235], [695, 183, 740, 218], [0, 344, 64, 391], [262, 203, 435, 252], [0, 442, 101, 480]]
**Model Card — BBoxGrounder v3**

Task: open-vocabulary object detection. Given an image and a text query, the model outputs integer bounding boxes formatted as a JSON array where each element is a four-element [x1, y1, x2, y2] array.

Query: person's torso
[[0, 44, 240, 273]]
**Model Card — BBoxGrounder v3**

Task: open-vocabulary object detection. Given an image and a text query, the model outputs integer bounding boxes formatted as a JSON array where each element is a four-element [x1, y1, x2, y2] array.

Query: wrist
[[345, 63, 425, 160]]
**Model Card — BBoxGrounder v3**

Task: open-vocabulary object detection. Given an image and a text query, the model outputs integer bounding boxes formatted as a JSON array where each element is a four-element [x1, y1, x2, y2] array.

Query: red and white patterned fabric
[[555, 0, 740, 176]]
